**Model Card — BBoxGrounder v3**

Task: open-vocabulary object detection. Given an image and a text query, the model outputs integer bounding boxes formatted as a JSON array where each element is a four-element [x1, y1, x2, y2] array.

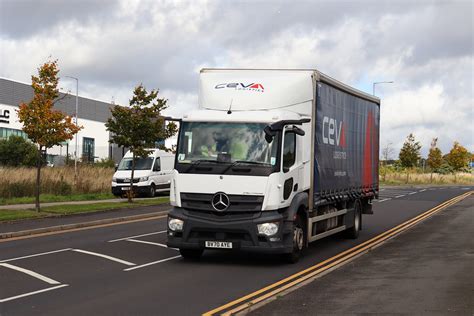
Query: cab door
[[281, 128, 299, 203], [152, 157, 162, 185]]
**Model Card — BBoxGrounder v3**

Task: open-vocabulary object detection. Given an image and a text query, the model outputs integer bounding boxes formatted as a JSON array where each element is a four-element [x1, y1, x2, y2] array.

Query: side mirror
[[264, 126, 276, 143], [114, 164, 118, 172], [292, 126, 305, 136]]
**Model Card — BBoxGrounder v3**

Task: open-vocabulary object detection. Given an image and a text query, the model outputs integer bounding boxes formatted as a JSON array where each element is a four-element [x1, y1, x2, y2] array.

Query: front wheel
[[283, 215, 306, 263], [147, 184, 156, 197], [179, 248, 203, 260]]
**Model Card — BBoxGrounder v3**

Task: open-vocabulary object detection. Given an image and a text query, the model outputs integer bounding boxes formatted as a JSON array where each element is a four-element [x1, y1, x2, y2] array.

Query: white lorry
[[167, 69, 380, 262], [112, 149, 174, 197]]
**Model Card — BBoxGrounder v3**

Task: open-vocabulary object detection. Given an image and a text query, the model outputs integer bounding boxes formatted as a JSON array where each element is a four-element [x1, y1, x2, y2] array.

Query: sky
[[0, 0, 472, 158]]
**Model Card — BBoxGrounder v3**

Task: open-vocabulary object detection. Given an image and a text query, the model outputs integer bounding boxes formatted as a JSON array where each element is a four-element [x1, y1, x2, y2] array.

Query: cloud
[[0, 0, 472, 155]]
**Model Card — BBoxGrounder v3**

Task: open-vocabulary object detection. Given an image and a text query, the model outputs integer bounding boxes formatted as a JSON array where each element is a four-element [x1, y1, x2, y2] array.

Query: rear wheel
[[284, 215, 305, 263], [179, 248, 203, 260], [345, 200, 361, 239]]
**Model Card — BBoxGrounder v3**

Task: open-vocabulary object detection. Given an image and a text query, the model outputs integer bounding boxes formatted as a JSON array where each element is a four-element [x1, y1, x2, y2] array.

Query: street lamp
[[64, 76, 79, 182], [373, 81, 394, 96]]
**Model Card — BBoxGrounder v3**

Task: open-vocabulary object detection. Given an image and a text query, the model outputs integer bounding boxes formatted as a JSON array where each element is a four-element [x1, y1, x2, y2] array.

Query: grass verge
[[0, 193, 116, 206], [0, 197, 169, 222]]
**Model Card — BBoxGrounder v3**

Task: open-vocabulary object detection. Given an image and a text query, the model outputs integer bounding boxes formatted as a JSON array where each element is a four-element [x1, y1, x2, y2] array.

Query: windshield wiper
[[221, 160, 270, 174], [185, 159, 220, 172]]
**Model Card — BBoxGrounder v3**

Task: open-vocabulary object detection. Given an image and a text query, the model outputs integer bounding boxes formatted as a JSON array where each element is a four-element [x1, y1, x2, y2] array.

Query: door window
[[282, 132, 296, 172], [153, 157, 161, 172]]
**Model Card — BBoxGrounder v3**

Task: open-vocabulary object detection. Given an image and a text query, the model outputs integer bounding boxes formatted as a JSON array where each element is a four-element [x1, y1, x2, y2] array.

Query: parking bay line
[[395, 195, 406, 198], [0, 284, 69, 303], [71, 249, 135, 266], [124, 255, 181, 272], [377, 198, 392, 203], [125, 239, 178, 250], [0, 248, 72, 263], [108, 230, 167, 243], [0, 262, 61, 284]]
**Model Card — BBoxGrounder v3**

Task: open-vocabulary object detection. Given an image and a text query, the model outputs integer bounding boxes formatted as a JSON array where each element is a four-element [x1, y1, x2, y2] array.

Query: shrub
[[0, 136, 38, 167]]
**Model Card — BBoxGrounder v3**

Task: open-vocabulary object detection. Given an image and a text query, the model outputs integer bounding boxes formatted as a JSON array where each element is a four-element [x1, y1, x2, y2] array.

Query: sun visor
[[199, 70, 314, 111]]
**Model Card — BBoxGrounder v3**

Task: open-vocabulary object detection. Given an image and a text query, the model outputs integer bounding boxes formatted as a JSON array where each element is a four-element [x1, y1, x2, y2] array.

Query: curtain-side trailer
[[167, 69, 380, 262]]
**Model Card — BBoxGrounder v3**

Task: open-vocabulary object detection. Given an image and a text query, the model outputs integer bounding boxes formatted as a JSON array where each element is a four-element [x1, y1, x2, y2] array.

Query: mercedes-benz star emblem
[[211, 192, 230, 212]]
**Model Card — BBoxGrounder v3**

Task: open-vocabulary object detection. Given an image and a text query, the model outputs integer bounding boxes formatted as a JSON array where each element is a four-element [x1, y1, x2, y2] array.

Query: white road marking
[[124, 255, 181, 272], [395, 195, 406, 198], [419, 189, 427, 192], [0, 284, 69, 303], [126, 239, 178, 250], [408, 192, 417, 195], [0, 263, 60, 284], [0, 248, 72, 263], [71, 249, 135, 266], [108, 231, 167, 243], [378, 198, 392, 202]]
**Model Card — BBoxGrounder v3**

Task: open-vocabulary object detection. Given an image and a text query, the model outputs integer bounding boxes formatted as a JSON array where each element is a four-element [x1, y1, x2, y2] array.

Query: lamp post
[[372, 81, 394, 96], [64, 76, 79, 182]]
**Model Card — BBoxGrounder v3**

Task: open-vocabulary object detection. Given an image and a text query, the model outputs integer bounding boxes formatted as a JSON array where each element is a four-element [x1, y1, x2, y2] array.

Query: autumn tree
[[445, 141, 470, 181], [398, 133, 421, 183], [426, 138, 443, 183], [106, 84, 177, 202], [17, 60, 82, 212]]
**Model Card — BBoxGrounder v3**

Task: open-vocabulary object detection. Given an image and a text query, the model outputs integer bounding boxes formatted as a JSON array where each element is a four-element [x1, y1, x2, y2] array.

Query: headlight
[[139, 176, 149, 182], [168, 217, 184, 232], [112, 177, 117, 182], [257, 222, 279, 236]]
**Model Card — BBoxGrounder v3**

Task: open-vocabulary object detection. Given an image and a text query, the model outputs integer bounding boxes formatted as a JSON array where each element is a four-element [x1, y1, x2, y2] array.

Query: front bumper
[[166, 207, 294, 254], [111, 185, 151, 196]]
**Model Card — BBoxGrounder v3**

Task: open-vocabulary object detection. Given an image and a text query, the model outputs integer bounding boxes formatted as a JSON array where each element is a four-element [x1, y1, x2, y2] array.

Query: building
[[0, 77, 175, 165]]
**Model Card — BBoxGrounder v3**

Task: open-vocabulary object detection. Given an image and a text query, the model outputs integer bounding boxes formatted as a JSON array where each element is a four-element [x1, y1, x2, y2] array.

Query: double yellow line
[[204, 191, 472, 316]]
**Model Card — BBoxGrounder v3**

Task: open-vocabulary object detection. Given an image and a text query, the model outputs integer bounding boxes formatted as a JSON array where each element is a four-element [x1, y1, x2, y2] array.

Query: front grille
[[181, 192, 263, 212], [116, 178, 139, 184]]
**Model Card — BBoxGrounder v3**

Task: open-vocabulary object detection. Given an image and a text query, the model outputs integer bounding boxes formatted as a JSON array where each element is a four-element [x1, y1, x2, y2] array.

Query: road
[[0, 186, 472, 315]]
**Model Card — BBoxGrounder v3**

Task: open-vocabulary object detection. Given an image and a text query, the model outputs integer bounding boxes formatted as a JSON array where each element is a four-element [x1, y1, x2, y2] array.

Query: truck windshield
[[177, 122, 278, 166], [118, 157, 154, 170]]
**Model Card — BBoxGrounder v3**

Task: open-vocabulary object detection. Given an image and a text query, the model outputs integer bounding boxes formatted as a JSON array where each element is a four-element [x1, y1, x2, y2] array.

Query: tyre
[[147, 184, 156, 197], [345, 200, 361, 239], [179, 248, 203, 260], [283, 214, 306, 263]]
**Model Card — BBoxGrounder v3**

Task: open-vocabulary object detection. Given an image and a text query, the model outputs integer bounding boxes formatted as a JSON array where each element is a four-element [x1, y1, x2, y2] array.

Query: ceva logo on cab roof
[[215, 82, 264, 92]]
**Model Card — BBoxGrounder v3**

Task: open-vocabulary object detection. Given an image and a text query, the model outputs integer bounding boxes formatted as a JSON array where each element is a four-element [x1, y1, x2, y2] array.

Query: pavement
[[251, 192, 474, 315], [0, 186, 472, 315]]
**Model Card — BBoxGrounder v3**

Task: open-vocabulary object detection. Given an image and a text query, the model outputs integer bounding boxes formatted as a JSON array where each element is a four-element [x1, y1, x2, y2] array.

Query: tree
[[17, 60, 82, 212], [380, 142, 395, 182], [398, 133, 421, 183], [446, 141, 470, 175], [105, 84, 177, 202], [426, 138, 443, 183], [0, 136, 38, 167]]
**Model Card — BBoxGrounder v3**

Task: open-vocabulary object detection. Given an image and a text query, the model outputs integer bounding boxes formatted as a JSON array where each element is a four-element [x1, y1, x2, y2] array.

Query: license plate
[[205, 241, 233, 249], [121, 187, 131, 191]]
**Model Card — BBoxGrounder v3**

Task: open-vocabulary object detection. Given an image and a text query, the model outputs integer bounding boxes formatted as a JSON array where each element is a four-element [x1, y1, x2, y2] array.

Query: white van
[[112, 149, 175, 197]]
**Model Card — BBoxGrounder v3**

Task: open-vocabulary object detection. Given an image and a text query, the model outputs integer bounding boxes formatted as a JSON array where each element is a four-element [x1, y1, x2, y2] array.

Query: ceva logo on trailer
[[215, 83, 265, 92], [322, 116, 346, 147]]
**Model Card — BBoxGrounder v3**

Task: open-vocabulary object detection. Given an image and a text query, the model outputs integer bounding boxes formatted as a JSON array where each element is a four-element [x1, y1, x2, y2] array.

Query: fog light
[[168, 217, 184, 232], [257, 222, 279, 236]]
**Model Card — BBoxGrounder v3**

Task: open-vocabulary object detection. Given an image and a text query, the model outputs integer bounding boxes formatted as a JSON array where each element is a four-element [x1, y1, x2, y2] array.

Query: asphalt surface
[[0, 203, 170, 234], [0, 186, 472, 315], [252, 193, 474, 315]]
